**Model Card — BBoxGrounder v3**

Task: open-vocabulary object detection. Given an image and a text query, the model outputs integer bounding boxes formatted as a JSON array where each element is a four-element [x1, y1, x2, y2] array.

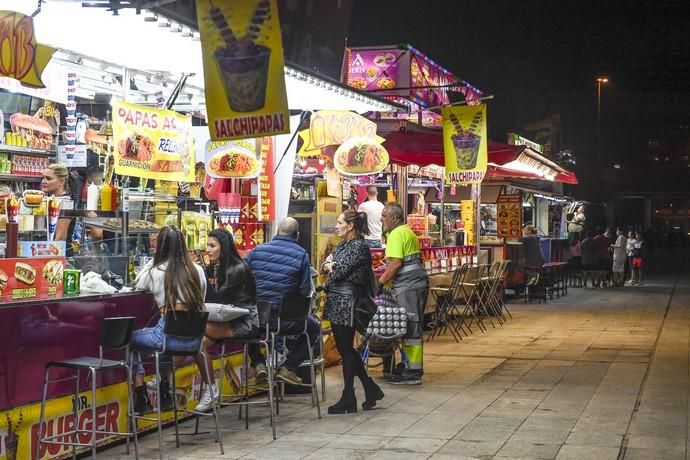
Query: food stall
[[0, 2, 405, 458]]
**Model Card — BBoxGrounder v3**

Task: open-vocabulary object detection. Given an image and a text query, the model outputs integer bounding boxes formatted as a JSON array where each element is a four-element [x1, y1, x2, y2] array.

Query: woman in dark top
[[323, 210, 383, 414], [197, 228, 258, 411], [520, 225, 545, 269]]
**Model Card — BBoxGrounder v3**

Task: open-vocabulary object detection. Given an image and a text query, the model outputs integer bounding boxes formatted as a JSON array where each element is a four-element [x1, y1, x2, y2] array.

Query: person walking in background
[[322, 210, 383, 413], [611, 228, 628, 287], [357, 185, 384, 248], [246, 218, 320, 386], [581, 231, 599, 288], [593, 227, 610, 287], [629, 231, 645, 285], [626, 230, 637, 284]]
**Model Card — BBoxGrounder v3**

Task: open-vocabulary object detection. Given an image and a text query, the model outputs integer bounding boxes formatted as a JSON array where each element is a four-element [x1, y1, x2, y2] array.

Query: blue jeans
[[365, 239, 382, 248], [248, 314, 320, 371], [130, 317, 201, 375]]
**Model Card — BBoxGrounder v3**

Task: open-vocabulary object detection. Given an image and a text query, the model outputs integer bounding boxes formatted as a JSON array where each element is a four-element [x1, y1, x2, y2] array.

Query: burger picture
[[9, 113, 54, 150], [0, 269, 7, 290], [15, 262, 36, 285]]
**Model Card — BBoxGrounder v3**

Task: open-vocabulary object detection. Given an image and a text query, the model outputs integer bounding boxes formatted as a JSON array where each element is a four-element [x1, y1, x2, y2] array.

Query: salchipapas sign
[[196, 0, 290, 141]]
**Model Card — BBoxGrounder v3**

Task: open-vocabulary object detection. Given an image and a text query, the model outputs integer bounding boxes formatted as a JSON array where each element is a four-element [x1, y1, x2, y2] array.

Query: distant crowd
[[569, 227, 645, 287]]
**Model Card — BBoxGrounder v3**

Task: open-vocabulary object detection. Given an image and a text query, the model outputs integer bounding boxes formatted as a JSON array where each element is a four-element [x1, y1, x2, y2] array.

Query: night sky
[[348, 0, 690, 198]]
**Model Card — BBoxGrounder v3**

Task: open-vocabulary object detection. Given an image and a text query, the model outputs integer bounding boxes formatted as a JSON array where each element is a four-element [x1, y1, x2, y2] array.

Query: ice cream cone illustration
[[448, 110, 483, 169], [207, 1, 272, 112]]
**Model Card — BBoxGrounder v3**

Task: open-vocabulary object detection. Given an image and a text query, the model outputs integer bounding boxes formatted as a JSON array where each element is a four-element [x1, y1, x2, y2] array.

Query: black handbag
[[352, 267, 378, 335]]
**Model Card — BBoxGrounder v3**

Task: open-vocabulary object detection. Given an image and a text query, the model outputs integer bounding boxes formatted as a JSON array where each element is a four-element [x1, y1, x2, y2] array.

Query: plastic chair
[[271, 295, 321, 419], [36, 317, 138, 460], [133, 310, 223, 460], [215, 301, 277, 439]]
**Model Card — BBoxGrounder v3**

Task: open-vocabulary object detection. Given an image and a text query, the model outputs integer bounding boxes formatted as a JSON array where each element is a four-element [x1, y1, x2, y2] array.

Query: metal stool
[[133, 311, 223, 460], [214, 301, 277, 439], [36, 316, 138, 460]]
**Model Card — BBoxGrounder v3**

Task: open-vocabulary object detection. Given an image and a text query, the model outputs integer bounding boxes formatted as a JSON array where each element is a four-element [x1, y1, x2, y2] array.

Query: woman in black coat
[[323, 209, 383, 414]]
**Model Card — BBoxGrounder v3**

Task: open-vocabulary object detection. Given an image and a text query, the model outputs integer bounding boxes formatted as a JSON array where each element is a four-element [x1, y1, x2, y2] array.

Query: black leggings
[[332, 324, 369, 393]]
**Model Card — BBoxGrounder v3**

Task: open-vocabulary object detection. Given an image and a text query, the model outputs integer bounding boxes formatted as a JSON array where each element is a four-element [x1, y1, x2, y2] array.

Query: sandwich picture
[[15, 262, 36, 285], [42, 260, 64, 285], [9, 113, 54, 150], [0, 270, 7, 290]]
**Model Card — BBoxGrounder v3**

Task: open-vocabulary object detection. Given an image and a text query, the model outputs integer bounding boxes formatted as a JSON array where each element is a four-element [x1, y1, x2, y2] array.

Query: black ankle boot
[[133, 386, 153, 415], [362, 378, 384, 410], [158, 379, 174, 411], [328, 390, 357, 415]]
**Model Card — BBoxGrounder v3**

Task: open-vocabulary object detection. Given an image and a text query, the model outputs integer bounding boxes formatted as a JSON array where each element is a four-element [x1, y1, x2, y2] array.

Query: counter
[[0, 291, 249, 460]]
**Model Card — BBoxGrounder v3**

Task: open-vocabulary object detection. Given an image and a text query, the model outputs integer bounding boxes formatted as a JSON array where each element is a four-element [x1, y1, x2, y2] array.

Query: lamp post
[[596, 77, 609, 176], [596, 77, 608, 138]]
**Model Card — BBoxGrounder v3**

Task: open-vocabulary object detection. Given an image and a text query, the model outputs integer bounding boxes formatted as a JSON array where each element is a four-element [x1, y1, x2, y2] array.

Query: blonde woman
[[41, 164, 72, 241]]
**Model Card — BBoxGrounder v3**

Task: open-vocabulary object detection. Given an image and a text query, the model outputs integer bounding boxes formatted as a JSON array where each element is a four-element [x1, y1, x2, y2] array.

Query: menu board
[[0, 257, 65, 301], [497, 194, 522, 239], [461, 200, 476, 247], [343, 47, 404, 92]]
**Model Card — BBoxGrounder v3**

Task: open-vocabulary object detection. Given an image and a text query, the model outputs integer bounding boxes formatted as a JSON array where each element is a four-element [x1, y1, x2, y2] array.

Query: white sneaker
[[195, 384, 217, 412]]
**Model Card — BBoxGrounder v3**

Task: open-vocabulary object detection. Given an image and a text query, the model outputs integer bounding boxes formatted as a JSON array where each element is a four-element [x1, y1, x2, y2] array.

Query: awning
[[382, 127, 578, 184], [383, 128, 523, 167]]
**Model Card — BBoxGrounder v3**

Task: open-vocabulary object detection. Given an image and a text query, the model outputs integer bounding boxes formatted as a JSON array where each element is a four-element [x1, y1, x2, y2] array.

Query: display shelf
[[0, 173, 42, 182], [83, 219, 160, 234], [0, 145, 55, 156]]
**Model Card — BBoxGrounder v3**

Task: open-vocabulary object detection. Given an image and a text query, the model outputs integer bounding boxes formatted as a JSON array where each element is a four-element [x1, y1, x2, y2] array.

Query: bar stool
[[214, 301, 277, 439], [133, 310, 223, 460], [271, 295, 321, 419], [36, 316, 138, 460]]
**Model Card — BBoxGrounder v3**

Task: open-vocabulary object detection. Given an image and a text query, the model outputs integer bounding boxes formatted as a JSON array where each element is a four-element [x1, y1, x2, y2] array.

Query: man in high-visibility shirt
[[378, 203, 429, 385]]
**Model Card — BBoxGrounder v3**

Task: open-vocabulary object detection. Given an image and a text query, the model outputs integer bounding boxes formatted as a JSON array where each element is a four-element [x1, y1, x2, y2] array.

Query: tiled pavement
[[102, 253, 690, 459]]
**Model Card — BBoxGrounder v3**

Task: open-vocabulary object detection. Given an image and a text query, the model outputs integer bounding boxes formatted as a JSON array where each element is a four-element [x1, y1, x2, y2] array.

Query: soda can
[[63, 269, 81, 294]]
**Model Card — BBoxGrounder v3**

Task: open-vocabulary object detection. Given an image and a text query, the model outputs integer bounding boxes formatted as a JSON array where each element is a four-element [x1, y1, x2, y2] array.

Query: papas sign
[[0, 11, 56, 88]]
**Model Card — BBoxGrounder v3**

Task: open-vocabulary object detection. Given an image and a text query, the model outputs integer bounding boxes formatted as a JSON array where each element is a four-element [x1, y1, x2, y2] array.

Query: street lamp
[[596, 77, 609, 138]]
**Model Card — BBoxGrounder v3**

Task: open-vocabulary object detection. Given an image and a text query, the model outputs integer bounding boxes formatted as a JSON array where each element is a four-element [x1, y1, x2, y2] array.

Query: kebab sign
[[112, 101, 195, 182], [443, 104, 488, 185], [0, 11, 56, 88], [197, 0, 290, 141]]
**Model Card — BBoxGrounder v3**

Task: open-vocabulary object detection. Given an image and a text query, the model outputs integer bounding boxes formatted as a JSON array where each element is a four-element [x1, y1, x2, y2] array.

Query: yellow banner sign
[[113, 101, 195, 182], [0, 11, 55, 88], [443, 104, 488, 185], [297, 110, 384, 157], [196, 0, 289, 141]]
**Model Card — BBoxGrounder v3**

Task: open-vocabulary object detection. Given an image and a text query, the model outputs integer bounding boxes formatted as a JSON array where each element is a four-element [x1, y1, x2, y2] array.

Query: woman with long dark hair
[[195, 228, 259, 411], [323, 209, 383, 414], [130, 226, 206, 415]]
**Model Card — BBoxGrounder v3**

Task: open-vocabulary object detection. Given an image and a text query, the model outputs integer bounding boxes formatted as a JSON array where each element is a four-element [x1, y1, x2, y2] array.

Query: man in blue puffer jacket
[[246, 217, 319, 385]]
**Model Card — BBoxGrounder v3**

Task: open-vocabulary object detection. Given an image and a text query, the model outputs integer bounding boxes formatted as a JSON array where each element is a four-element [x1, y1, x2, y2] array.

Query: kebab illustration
[[448, 108, 483, 170], [206, 0, 272, 112]]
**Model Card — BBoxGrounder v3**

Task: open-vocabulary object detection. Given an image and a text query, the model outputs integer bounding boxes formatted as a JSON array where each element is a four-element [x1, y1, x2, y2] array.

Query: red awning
[[383, 129, 523, 167], [383, 128, 578, 184]]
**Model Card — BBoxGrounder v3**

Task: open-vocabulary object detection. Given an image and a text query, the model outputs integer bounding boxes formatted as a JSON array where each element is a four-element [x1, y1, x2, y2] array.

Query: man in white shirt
[[358, 185, 384, 248]]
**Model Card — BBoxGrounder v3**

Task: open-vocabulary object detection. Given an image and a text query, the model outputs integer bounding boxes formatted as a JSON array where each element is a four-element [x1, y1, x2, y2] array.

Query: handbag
[[205, 303, 251, 323], [352, 267, 378, 335]]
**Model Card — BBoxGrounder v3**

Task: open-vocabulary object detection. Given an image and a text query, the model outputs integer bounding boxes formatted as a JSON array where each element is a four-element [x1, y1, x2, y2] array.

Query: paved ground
[[102, 251, 690, 459]]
